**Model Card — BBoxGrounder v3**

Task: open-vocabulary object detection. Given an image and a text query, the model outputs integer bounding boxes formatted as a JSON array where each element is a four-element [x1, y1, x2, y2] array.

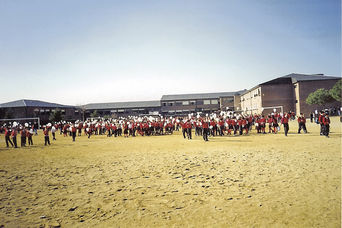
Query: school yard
[[0, 118, 341, 227]]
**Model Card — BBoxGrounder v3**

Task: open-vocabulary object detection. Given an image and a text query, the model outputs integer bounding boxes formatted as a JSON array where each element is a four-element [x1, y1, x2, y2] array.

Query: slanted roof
[[83, 100, 161, 110], [261, 73, 341, 85], [0, 99, 74, 108], [161, 90, 246, 101]]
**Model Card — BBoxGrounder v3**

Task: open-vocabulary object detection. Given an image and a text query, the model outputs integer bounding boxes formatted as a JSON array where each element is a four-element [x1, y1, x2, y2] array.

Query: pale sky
[[0, 0, 340, 105]]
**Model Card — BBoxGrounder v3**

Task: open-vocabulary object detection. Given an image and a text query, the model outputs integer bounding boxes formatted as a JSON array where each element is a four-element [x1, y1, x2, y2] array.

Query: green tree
[[329, 79, 342, 102], [49, 108, 64, 122], [90, 110, 98, 118], [306, 88, 334, 105]]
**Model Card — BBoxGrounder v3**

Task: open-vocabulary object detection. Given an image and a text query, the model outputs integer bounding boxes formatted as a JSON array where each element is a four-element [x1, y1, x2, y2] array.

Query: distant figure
[[297, 113, 307, 134], [43, 127, 51, 146], [20, 127, 26, 147], [310, 112, 313, 123], [322, 114, 330, 137], [27, 128, 33, 145], [201, 118, 209, 141], [281, 113, 289, 136], [51, 125, 57, 140], [5, 127, 13, 148], [11, 127, 18, 148], [71, 124, 77, 141]]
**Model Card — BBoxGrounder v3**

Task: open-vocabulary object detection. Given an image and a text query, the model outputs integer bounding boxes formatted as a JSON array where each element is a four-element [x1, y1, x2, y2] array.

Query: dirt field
[[0, 118, 341, 227]]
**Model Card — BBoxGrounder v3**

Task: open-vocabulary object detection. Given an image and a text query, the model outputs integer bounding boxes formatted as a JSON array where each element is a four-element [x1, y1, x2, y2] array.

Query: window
[[175, 101, 182, 106], [203, 100, 211, 105], [167, 102, 174, 106], [197, 100, 204, 105], [190, 100, 196, 105], [162, 102, 167, 106], [182, 101, 189, 105], [211, 99, 218, 105]]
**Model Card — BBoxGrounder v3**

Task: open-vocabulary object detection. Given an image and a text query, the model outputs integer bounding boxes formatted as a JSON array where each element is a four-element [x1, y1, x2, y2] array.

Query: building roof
[[240, 73, 341, 96], [261, 73, 341, 85], [161, 90, 247, 101], [0, 99, 74, 108], [83, 100, 161, 110]]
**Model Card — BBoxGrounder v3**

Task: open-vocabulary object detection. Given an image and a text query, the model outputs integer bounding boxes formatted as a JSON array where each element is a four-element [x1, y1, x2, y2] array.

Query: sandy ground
[[0, 118, 341, 227]]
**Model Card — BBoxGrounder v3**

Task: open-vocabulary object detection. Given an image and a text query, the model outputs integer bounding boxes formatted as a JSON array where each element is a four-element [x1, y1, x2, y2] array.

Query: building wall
[[85, 107, 161, 118], [160, 99, 221, 115], [0, 107, 82, 124], [261, 83, 295, 114], [297, 79, 341, 116], [219, 96, 235, 111], [233, 95, 242, 111], [240, 87, 262, 114]]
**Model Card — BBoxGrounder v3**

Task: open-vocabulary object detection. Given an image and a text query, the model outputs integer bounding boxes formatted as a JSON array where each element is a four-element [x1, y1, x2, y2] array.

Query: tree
[[49, 108, 64, 122], [306, 88, 334, 106], [90, 110, 98, 118], [329, 79, 342, 102]]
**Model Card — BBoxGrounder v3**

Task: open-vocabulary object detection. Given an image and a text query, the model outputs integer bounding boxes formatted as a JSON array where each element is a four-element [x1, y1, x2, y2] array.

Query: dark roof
[[0, 99, 74, 108], [83, 100, 161, 110], [161, 90, 247, 101], [261, 73, 341, 85]]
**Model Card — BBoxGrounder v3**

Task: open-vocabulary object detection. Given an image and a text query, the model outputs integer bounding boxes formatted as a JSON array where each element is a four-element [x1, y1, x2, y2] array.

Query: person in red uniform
[[20, 127, 27, 147], [185, 120, 192, 140], [180, 121, 186, 139], [201, 118, 209, 141], [281, 113, 289, 136], [71, 124, 77, 141], [44, 126, 51, 146], [78, 122, 83, 136], [4, 126, 13, 147], [297, 113, 307, 134], [272, 116, 279, 134], [218, 118, 225, 136], [11, 127, 18, 148], [322, 114, 330, 137], [26, 128, 33, 145], [318, 111, 324, 135], [259, 115, 266, 134]]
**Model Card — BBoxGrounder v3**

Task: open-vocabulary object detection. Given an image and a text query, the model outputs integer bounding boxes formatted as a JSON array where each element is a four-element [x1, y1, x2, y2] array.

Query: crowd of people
[[0, 110, 332, 148]]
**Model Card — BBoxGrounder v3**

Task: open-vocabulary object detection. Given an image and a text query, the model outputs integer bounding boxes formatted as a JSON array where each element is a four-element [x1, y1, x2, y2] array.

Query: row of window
[[162, 99, 219, 106]]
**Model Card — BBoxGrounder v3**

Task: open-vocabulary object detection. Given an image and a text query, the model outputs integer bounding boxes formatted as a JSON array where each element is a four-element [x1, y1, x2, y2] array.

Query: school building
[[240, 73, 341, 116], [82, 100, 161, 118], [0, 99, 82, 124], [160, 91, 246, 116], [1, 73, 340, 122]]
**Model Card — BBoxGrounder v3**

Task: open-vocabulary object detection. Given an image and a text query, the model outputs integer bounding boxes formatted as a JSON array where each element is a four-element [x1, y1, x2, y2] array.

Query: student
[[201, 118, 209, 141], [281, 113, 289, 136], [71, 124, 77, 141], [44, 127, 51, 146], [322, 114, 330, 137], [186, 120, 192, 140], [297, 113, 307, 134], [51, 125, 57, 140], [4, 126, 13, 147], [27, 128, 33, 145], [20, 127, 26, 147], [11, 127, 18, 148]]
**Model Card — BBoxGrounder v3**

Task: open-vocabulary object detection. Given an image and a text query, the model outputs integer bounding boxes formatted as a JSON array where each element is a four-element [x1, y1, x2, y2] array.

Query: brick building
[[240, 73, 341, 116], [0, 99, 82, 124], [160, 91, 246, 116]]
